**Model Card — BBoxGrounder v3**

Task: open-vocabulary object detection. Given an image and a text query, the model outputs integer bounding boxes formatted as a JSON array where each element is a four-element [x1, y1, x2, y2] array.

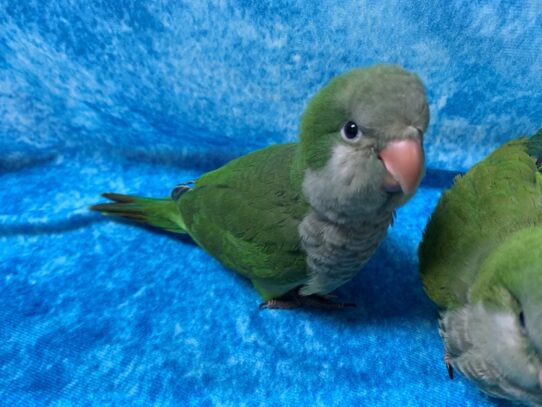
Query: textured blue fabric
[[1, 1, 540, 405]]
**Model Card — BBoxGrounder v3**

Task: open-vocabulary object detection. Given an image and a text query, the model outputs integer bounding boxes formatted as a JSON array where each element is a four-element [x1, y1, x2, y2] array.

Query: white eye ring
[[341, 121, 363, 142]]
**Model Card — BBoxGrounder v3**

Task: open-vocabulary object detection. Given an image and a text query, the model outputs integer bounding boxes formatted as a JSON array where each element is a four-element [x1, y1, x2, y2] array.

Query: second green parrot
[[419, 130, 542, 405], [91, 65, 429, 309]]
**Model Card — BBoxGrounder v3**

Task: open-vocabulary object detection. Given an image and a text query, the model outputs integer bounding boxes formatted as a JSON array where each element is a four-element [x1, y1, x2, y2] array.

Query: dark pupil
[[519, 311, 525, 328], [344, 121, 358, 138]]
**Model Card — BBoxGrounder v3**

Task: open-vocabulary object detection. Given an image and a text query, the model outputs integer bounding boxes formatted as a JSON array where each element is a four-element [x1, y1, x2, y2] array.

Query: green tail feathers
[[90, 193, 187, 234]]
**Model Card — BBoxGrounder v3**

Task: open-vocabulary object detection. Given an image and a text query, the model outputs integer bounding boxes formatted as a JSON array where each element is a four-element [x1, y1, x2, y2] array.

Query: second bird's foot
[[444, 352, 454, 380]]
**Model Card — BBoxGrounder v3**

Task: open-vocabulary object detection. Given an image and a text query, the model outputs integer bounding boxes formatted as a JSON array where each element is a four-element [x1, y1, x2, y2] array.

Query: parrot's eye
[[341, 121, 362, 142]]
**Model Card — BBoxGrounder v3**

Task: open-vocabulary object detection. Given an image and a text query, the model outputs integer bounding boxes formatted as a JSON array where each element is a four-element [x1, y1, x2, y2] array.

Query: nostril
[[402, 125, 422, 139]]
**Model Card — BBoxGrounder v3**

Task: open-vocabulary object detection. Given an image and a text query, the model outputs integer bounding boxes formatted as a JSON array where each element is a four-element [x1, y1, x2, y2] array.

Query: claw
[[171, 181, 194, 200], [444, 352, 454, 380], [259, 298, 301, 310]]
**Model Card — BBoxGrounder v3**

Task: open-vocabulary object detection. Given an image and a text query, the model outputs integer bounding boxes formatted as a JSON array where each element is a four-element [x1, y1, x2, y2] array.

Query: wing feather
[[178, 144, 309, 297]]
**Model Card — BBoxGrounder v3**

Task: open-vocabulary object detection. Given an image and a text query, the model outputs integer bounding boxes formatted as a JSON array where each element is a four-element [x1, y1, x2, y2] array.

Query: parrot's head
[[441, 228, 542, 404], [298, 64, 429, 222]]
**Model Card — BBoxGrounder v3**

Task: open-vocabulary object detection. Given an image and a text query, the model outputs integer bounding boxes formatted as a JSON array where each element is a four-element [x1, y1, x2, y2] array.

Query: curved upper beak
[[378, 138, 425, 196]]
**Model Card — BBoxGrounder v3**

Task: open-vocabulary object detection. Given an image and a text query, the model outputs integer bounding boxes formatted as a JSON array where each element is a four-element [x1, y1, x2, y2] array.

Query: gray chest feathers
[[298, 209, 393, 296]]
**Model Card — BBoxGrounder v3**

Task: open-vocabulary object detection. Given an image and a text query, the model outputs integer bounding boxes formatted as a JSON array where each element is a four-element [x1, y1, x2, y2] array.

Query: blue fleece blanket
[[1, 1, 541, 405]]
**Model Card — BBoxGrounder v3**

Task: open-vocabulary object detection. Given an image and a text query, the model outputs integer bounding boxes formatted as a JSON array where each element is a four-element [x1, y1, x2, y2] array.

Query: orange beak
[[379, 138, 425, 196]]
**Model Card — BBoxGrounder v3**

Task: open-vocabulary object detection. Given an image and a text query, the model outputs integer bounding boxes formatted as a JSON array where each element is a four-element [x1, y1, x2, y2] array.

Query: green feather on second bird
[[419, 129, 542, 405], [91, 64, 429, 308]]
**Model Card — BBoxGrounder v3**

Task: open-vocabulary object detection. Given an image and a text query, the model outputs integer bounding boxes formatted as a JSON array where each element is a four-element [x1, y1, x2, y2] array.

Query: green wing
[[419, 132, 542, 309], [178, 143, 309, 300]]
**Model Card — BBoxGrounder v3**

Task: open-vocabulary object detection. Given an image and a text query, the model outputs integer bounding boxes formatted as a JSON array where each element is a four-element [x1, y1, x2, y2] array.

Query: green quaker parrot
[[91, 64, 428, 309], [419, 130, 542, 405]]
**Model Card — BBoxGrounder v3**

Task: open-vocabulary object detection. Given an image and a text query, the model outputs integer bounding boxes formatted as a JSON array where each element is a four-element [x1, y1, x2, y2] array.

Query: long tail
[[90, 193, 187, 233]]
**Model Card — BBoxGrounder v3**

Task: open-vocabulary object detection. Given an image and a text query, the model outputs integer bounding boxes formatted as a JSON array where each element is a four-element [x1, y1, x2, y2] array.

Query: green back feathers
[[469, 227, 542, 306], [177, 143, 310, 299], [419, 133, 542, 309]]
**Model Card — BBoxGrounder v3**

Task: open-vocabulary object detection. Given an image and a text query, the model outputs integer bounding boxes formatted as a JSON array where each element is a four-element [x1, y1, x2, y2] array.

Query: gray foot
[[259, 291, 301, 310], [298, 293, 356, 310], [259, 290, 355, 310]]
